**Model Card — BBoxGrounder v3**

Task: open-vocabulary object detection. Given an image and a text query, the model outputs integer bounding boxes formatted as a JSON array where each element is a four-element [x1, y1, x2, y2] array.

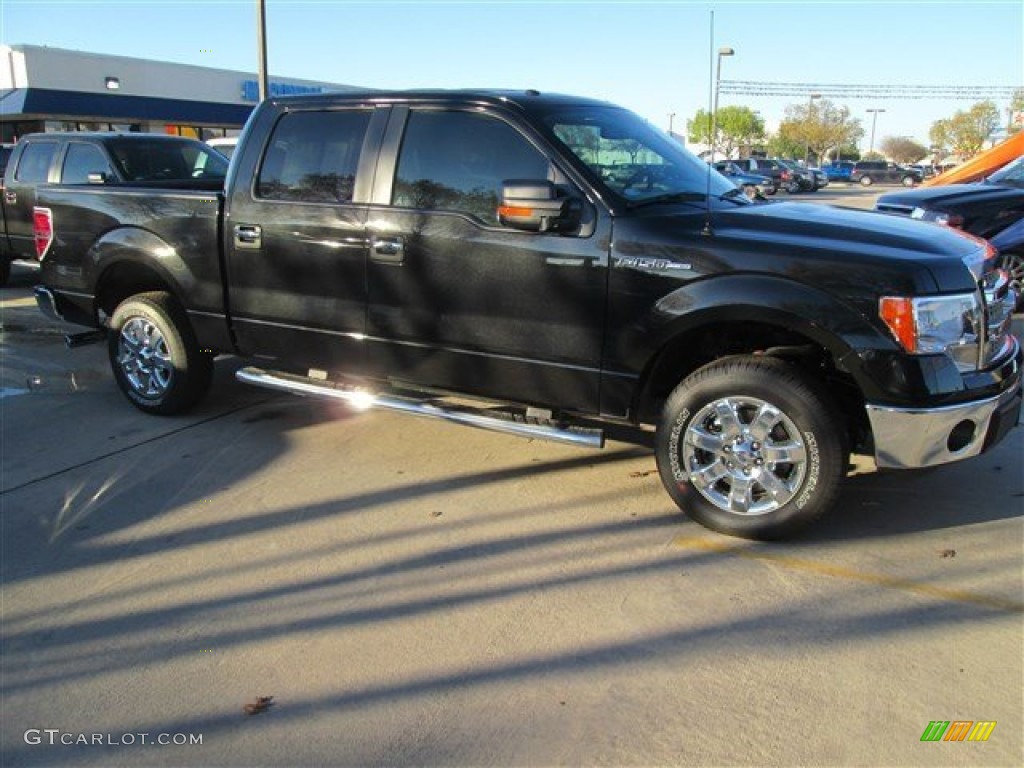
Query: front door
[[363, 107, 609, 413]]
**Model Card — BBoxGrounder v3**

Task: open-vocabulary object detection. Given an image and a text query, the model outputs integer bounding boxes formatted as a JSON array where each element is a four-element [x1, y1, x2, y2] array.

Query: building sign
[[241, 80, 327, 102]]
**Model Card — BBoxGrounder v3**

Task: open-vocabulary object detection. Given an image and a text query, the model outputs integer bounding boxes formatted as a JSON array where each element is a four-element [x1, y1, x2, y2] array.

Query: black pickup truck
[[0, 132, 228, 284], [32, 90, 1022, 539]]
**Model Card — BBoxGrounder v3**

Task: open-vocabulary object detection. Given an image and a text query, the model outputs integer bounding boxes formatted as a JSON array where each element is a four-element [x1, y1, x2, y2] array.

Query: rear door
[[224, 106, 388, 371], [5, 138, 60, 259]]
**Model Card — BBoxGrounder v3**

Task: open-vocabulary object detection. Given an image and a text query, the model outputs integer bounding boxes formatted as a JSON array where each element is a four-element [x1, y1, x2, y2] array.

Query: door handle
[[4, 191, 15, 204], [234, 224, 262, 250], [371, 236, 404, 264]]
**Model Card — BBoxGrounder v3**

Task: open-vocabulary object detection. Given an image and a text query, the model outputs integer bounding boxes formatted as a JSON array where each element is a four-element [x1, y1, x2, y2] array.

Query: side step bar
[[236, 367, 605, 449]]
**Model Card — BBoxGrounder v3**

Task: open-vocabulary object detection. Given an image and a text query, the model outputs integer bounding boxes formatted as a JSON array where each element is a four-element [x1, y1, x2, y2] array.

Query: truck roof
[[265, 88, 616, 113]]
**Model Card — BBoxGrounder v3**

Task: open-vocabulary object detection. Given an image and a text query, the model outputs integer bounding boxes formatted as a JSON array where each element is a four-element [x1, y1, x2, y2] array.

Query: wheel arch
[[91, 228, 194, 322]]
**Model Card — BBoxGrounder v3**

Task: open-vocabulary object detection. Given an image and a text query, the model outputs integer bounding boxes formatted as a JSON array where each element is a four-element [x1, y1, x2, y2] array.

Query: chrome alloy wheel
[[117, 317, 174, 399], [682, 396, 807, 516]]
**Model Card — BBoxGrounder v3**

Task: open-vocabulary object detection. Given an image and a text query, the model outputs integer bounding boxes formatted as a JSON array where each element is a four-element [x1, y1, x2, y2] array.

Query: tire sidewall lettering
[[795, 430, 820, 509], [668, 407, 690, 483]]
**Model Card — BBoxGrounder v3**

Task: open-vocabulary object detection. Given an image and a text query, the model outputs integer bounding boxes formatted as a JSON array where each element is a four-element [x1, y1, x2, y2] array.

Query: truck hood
[[618, 200, 988, 299], [876, 183, 1024, 210]]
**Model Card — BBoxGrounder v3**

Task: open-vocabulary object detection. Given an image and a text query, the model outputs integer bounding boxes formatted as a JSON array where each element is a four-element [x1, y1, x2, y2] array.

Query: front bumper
[[866, 339, 1022, 468]]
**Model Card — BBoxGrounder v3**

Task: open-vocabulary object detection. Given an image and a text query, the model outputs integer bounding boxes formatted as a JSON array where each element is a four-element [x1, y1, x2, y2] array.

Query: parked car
[[206, 136, 239, 159], [736, 157, 787, 190], [807, 166, 829, 190], [850, 160, 921, 187], [876, 155, 1024, 309], [822, 161, 854, 182], [32, 89, 1021, 541], [775, 159, 816, 193], [712, 160, 776, 197], [1, 132, 228, 285]]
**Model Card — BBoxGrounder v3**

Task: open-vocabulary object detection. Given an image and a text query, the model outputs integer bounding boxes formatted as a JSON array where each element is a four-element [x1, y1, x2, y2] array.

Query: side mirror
[[498, 180, 583, 234]]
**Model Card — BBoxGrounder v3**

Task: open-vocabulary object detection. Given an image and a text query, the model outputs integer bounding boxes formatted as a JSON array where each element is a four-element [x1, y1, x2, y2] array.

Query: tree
[[1010, 88, 1024, 135], [879, 136, 929, 164], [774, 98, 863, 164], [687, 106, 765, 158], [929, 101, 1001, 159]]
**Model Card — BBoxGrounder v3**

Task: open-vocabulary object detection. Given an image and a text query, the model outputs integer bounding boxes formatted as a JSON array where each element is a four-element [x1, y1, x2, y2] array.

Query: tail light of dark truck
[[33, 207, 53, 260]]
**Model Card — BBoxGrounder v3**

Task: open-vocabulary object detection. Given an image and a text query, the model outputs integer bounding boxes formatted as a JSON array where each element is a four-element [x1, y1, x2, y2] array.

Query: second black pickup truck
[[32, 89, 1022, 539], [0, 132, 228, 284]]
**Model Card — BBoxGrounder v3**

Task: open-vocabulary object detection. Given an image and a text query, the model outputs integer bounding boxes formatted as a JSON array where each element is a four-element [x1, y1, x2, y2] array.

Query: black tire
[[785, 181, 801, 194], [859, 175, 874, 186], [901, 175, 916, 187], [107, 291, 213, 415], [655, 356, 848, 540], [764, 187, 777, 196], [0, 259, 10, 288]]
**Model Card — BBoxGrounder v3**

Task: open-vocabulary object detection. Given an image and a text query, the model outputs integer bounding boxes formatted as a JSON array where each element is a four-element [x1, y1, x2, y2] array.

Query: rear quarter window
[[14, 141, 58, 183], [256, 110, 371, 203]]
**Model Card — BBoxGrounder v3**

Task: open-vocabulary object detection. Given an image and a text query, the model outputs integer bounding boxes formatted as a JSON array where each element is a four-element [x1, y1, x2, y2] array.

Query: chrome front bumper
[[866, 371, 1022, 469]]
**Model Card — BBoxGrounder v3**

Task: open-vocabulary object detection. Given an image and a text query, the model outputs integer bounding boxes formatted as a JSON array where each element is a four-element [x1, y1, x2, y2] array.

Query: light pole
[[866, 108, 886, 156], [667, 112, 676, 134], [804, 93, 821, 164], [710, 46, 734, 162], [256, 0, 269, 101]]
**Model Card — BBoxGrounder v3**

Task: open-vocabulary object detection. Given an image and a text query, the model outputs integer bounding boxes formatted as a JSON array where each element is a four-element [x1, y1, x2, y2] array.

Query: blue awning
[[0, 88, 254, 126]]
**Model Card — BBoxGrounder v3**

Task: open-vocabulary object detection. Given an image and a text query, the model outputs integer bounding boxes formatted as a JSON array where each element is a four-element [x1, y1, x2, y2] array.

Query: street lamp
[[804, 93, 822, 164], [667, 112, 676, 134], [256, 0, 269, 100], [866, 108, 886, 156], [710, 46, 734, 163]]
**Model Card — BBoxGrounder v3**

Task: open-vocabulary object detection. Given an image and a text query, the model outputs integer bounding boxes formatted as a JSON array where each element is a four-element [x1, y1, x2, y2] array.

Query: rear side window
[[15, 141, 58, 183], [106, 139, 228, 182], [61, 143, 116, 184], [256, 110, 371, 203], [392, 110, 550, 225]]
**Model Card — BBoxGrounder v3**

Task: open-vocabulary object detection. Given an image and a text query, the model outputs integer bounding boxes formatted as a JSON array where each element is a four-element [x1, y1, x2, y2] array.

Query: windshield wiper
[[625, 191, 707, 209]]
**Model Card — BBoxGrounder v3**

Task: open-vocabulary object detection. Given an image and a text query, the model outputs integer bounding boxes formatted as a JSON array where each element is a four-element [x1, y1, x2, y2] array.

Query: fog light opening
[[947, 420, 976, 453]]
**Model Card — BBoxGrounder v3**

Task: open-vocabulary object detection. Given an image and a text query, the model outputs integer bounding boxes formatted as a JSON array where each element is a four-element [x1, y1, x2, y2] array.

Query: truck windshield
[[542, 106, 735, 206]]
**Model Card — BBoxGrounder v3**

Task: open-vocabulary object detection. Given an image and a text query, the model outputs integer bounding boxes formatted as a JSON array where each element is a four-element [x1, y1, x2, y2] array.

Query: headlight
[[879, 293, 982, 371]]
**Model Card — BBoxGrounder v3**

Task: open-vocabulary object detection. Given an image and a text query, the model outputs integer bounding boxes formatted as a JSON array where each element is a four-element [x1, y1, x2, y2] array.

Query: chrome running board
[[236, 367, 605, 449]]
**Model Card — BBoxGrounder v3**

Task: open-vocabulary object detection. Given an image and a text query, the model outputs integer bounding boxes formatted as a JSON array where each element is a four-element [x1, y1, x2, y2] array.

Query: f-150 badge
[[614, 256, 692, 271]]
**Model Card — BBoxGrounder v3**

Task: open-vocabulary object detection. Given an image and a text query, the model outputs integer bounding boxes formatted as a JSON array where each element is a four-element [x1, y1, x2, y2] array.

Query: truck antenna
[[702, 10, 715, 236]]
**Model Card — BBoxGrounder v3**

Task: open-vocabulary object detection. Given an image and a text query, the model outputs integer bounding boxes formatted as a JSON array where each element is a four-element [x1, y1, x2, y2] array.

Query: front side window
[[392, 110, 551, 225], [256, 110, 371, 203], [15, 141, 58, 183], [544, 106, 736, 205], [61, 143, 115, 183]]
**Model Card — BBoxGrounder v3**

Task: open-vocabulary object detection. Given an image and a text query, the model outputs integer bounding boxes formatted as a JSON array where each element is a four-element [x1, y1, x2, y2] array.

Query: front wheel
[[1000, 251, 1024, 311], [859, 175, 874, 186], [655, 356, 848, 540], [901, 175, 917, 187], [108, 291, 213, 415]]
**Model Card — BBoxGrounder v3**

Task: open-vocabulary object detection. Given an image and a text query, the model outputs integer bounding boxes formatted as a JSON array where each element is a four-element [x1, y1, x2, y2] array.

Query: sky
[[1, 0, 1022, 151]]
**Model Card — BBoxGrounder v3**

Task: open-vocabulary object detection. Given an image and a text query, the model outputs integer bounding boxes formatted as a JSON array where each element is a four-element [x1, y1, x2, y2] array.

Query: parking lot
[[2, 186, 1022, 766]]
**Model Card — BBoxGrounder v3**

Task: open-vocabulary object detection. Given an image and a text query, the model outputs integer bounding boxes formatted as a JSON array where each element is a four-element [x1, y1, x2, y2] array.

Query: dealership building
[[0, 44, 362, 143]]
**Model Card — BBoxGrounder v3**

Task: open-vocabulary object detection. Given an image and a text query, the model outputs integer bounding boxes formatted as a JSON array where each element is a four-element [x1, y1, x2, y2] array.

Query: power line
[[719, 80, 1020, 100]]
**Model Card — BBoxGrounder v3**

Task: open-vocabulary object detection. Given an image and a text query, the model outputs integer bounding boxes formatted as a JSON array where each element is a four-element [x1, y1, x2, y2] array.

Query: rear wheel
[[901, 175, 917, 187], [108, 291, 213, 415], [655, 356, 848, 540], [859, 175, 874, 186]]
